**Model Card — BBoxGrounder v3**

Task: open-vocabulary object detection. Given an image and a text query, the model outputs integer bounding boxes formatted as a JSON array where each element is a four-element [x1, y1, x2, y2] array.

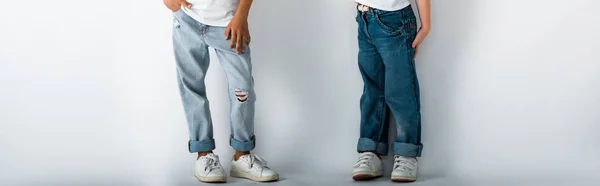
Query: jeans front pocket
[[173, 18, 181, 28], [172, 8, 184, 28], [374, 11, 405, 35]]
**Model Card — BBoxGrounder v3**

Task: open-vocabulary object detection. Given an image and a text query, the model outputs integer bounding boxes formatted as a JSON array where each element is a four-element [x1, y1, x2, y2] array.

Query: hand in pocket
[[163, 0, 192, 12], [412, 27, 430, 59]]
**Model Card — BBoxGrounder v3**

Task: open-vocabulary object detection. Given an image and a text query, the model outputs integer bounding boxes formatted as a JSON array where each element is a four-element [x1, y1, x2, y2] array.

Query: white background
[[1, 0, 599, 185]]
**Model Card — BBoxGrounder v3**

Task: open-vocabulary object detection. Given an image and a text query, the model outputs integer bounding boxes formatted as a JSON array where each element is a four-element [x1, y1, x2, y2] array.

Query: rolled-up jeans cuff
[[230, 135, 255, 152], [357, 137, 388, 155], [392, 142, 423, 157], [188, 139, 215, 153]]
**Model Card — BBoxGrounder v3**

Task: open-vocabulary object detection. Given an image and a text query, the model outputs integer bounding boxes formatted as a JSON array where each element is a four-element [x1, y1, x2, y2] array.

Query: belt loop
[[401, 6, 405, 17], [355, 2, 370, 12]]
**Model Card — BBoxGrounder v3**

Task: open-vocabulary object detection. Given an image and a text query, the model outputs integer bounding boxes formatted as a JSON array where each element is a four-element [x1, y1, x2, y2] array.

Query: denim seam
[[361, 13, 375, 45], [376, 63, 386, 142], [406, 19, 419, 111]]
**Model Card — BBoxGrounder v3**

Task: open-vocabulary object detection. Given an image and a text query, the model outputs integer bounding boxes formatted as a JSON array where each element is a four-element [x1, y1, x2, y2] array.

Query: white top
[[182, 0, 239, 27], [355, 0, 410, 11]]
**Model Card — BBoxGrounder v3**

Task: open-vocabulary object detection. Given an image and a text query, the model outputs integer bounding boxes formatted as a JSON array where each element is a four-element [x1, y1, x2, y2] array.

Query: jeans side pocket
[[405, 17, 418, 52], [374, 11, 405, 35]]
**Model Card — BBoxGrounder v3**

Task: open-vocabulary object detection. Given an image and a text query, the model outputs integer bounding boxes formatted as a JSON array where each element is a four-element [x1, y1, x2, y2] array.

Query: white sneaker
[[391, 156, 418, 182], [352, 152, 383, 180], [194, 153, 227, 183], [230, 154, 279, 182]]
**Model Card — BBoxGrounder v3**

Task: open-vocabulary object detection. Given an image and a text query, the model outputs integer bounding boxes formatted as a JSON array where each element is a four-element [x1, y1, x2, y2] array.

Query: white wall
[[1, 0, 599, 185]]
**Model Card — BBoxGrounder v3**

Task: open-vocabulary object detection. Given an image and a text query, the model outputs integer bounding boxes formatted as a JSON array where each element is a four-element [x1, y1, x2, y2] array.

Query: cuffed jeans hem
[[230, 135, 255, 152], [357, 137, 389, 155], [392, 142, 423, 157], [188, 139, 216, 153]]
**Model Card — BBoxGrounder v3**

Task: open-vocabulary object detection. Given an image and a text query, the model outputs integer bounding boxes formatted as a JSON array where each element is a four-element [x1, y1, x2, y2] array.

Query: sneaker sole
[[194, 173, 227, 183], [391, 176, 417, 182], [352, 171, 383, 181], [230, 170, 279, 182]]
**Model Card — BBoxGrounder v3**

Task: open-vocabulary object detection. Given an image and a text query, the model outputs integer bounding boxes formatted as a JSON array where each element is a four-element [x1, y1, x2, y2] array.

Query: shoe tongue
[[239, 154, 250, 160], [243, 154, 266, 166], [202, 153, 218, 162], [395, 156, 415, 161], [395, 155, 409, 160]]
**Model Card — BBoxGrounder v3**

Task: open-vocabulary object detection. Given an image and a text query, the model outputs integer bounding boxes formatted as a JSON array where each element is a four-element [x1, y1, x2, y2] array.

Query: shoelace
[[354, 153, 375, 168], [393, 156, 417, 171], [202, 154, 221, 172], [246, 154, 269, 170]]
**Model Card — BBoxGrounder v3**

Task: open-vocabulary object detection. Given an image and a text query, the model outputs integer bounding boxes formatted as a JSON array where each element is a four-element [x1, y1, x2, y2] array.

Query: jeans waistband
[[355, 2, 413, 15]]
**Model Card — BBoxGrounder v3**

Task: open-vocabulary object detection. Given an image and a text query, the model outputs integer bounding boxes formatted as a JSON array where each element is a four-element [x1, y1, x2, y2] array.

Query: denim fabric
[[355, 5, 423, 157], [172, 9, 256, 153]]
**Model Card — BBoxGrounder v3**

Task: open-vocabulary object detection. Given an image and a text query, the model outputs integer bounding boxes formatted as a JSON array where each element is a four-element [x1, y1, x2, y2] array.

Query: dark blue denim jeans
[[356, 5, 423, 157]]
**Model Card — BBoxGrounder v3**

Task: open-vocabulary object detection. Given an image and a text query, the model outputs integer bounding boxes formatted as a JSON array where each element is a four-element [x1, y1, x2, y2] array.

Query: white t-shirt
[[355, 0, 410, 11], [182, 0, 239, 27]]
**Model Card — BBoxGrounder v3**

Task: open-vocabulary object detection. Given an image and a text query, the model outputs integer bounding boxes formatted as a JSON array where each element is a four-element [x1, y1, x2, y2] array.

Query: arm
[[412, 0, 430, 59], [226, 0, 253, 54]]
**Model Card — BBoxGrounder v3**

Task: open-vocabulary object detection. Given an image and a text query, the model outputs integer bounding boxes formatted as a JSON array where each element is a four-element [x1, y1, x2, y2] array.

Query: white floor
[[171, 172, 599, 186], [6, 172, 599, 186], [172, 172, 459, 186]]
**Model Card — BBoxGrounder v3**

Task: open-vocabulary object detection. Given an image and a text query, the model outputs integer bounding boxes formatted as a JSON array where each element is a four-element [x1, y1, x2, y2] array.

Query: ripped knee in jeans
[[234, 89, 248, 102]]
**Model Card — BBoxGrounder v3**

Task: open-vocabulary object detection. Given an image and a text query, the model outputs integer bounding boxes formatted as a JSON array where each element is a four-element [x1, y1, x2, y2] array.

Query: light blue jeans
[[172, 9, 256, 153]]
